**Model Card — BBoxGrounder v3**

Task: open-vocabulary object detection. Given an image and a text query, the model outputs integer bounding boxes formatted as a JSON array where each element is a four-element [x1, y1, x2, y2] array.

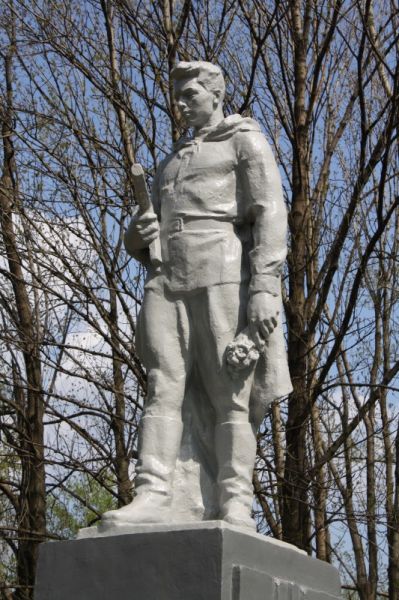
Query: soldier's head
[[171, 61, 225, 130]]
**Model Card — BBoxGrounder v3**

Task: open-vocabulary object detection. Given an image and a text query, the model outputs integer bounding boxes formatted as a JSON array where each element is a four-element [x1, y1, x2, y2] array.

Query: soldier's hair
[[171, 61, 225, 99]]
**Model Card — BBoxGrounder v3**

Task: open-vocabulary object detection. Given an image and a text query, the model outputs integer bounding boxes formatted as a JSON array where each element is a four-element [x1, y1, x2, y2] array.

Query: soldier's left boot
[[215, 421, 257, 531]]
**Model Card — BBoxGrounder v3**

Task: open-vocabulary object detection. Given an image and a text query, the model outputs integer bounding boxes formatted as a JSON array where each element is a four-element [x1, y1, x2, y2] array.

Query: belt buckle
[[171, 217, 183, 233]]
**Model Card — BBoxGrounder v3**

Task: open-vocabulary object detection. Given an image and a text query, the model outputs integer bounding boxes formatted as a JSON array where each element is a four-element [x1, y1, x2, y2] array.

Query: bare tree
[[0, 14, 46, 599]]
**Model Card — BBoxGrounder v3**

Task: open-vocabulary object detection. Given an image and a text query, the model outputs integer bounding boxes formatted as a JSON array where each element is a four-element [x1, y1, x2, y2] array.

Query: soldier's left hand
[[247, 292, 279, 350]]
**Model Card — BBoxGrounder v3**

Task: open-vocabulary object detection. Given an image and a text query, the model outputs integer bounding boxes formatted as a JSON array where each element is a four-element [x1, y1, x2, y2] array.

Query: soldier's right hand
[[135, 212, 160, 245], [125, 211, 160, 250]]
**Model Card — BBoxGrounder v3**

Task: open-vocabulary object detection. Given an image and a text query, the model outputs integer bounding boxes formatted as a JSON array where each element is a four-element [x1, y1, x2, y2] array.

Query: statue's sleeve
[[236, 130, 288, 297]]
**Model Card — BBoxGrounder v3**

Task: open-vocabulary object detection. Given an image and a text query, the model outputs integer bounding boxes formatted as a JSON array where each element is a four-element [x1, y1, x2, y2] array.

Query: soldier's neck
[[194, 108, 224, 138]]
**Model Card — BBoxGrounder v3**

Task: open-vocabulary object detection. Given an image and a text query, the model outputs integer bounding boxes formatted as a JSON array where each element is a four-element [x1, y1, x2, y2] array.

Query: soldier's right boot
[[215, 421, 257, 531], [99, 415, 183, 529]]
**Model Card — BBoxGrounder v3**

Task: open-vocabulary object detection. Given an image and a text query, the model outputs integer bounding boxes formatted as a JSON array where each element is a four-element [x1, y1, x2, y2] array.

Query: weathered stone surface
[[35, 523, 341, 600], [92, 60, 293, 536]]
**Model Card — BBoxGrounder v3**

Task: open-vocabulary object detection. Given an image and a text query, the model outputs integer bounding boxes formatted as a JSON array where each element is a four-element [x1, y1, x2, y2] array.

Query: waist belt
[[168, 217, 235, 234]]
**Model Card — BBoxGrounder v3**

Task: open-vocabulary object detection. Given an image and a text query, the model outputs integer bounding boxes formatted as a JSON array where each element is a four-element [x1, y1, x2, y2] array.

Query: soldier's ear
[[213, 90, 221, 107]]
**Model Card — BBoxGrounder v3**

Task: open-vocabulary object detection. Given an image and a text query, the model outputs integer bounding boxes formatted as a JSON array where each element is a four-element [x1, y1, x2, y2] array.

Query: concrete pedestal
[[35, 522, 342, 600]]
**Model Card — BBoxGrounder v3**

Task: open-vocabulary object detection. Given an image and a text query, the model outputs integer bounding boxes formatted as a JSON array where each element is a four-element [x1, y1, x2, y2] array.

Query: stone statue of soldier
[[101, 61, 292, 532]]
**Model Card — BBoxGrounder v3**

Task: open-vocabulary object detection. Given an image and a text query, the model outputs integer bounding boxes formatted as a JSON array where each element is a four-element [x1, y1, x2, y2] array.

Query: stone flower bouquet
[[225, 327, 260, 378]]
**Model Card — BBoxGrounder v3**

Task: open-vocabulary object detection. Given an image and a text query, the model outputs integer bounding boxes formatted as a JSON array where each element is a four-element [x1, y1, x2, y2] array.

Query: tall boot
[[100, 415, 183, 528], [215, 421, 257, 530]]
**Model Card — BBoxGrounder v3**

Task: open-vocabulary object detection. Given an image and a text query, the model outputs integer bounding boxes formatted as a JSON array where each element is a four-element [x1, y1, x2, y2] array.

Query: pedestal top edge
[[74, 520, 306, 555]]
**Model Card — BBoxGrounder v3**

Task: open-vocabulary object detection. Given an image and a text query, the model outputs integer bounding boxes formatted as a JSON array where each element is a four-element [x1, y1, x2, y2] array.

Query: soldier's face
[[175, 78, 219, 128]]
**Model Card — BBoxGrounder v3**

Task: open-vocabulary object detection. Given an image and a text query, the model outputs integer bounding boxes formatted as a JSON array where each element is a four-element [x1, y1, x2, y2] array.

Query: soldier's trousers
[[136, 282, 255, 424]]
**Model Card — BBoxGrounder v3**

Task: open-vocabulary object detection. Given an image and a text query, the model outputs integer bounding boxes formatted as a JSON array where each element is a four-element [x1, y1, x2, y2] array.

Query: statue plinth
[[35, 522, 341, 600]]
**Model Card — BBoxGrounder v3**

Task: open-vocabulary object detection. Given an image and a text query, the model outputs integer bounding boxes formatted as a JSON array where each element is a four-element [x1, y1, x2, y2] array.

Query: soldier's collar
[[173, 114, 261, 151]]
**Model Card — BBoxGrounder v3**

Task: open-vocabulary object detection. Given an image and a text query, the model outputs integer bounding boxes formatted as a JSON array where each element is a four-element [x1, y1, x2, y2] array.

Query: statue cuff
[[249, 274, 280, 296], [249, 246, 284, 274]]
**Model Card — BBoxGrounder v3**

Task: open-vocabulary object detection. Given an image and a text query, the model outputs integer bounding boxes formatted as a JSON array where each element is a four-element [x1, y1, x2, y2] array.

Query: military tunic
[[134, 114, 292, 426]]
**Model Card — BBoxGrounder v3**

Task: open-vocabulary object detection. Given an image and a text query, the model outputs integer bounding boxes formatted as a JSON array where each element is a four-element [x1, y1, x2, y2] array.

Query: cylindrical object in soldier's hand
[[131, 163, 162, 270]]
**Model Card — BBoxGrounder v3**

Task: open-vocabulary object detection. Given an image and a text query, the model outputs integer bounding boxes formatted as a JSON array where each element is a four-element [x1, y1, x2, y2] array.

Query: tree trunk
[[388, 422, 399, 600], [0, 42, 46, 600], [282, 0, 311, 552]]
